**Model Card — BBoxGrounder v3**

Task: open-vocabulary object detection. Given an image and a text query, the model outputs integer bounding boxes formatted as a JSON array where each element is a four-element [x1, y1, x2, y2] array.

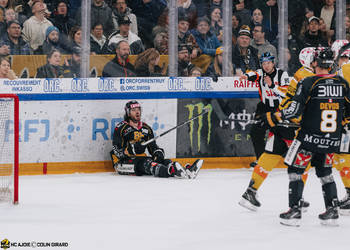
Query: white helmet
[[331, 39, 349, 59], [340, 48, 350, 58], [299, 47, 316, 69]]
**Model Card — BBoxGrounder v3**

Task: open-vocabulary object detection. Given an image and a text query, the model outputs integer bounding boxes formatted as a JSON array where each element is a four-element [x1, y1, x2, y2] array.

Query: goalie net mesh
[[0, 94, 19, 204]]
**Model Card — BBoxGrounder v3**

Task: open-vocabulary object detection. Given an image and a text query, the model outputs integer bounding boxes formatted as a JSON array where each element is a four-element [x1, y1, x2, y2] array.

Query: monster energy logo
[[185, 103, 213, 151]]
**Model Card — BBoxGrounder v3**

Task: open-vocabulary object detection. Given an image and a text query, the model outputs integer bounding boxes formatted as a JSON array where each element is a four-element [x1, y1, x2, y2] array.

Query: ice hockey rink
[[1, 168, 349, 250]]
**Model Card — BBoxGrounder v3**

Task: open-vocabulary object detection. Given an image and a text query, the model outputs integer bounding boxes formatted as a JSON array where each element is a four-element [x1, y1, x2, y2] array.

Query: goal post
[[0, 94, 19, 204]]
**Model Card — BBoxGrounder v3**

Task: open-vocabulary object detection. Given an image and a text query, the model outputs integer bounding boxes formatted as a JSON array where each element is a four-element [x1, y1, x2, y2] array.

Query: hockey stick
[[141, 108, 210, 146], [229, 118, 300, 128]]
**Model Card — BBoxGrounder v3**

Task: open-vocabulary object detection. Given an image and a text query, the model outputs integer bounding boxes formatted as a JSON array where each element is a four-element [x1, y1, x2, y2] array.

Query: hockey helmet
[[331, 39, 349, 59], [316, 48, 334, 69], [299, 47, 316, 69], [260, 52, 275, 64], [340, 48, 350, 58], [125, 100, 141, 116]]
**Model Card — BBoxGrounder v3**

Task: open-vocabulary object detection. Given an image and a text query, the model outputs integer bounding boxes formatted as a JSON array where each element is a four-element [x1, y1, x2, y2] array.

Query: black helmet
[[124, 100, 141, 117], [316, 48, 334, 69]]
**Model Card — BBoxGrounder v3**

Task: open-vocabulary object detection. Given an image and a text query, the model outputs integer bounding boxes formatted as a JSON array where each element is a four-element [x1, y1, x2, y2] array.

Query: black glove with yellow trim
[[259, 112, 282, 128]]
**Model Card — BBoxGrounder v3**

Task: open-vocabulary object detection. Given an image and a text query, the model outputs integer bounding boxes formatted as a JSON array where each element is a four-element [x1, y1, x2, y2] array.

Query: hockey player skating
[[331, 40, 350, 215], [238, 48, 316, 211], [274, 48, 350, 226], [240, 52, 290, 168], [111, 100, 203, 179]]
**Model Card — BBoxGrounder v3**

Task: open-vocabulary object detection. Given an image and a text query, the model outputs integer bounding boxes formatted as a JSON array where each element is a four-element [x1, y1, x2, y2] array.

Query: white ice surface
[[1, 168, 349, 250]]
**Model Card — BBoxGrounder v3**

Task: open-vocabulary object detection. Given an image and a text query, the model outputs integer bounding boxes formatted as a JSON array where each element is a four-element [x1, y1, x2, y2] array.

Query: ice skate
[[319, 206, 339, 226], [280, 205, 302, 227], [339, 192, 350, 216], [239, 188, 261, 211], [185, 159, 203, 179], [170, 162, 189, 179], [301, 199, 310, 213]]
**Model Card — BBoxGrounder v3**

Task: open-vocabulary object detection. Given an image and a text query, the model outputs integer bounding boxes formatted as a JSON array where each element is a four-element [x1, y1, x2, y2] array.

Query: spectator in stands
[[346, 16, 350, 41], [90, 23, 106, 55], [205, 46, 234, 81], [111, 0, 137, 35], [193, 0, 209, 17], [286, 48, 299, 76], [252, 0, 278, 42], [178, 45, 193, 76], [35, 25, 69, 55], [191, 16, 221, 57], [233, 0, 251, 26], [178, 0, 197, 29], [232, 14, 241, 46], [209, 0, 222, 11], [318, 17, 329, 43], [232, 25, 259, 74], [49, 0, 76, 36], [105, 16, 144, 55], [0, 56, 17, 79], [209, 7, 223, 42], [178, 15, 201, 60], [301, 16, 328, 49], [152, 8, 168, 40], [69, 25, 81, 48], [0, 6, 6, 35], [251, 24, 277, 60], [4, 7, 26, 26], [134, 48, 164, 77], [22, 0, 53, 51], [153, 30, 168, 55], [63, 46, 81, 78], [320, 0, 335, 33], [189, 66, 202, 77], [126, 0, 167, 50], [75, 0, 114, 37], [102, 40, 136, 77], [288, 23, 302, 63], [35, 48, 64, 78], [0, 20, 31, 56]]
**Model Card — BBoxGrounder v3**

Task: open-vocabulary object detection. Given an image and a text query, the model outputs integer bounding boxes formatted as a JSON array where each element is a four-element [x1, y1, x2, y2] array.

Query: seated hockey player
[[111, 100, 203, 179], [275, 48, 350, 226], [240, 52, 290, 168], [238, 48, 318, 212]]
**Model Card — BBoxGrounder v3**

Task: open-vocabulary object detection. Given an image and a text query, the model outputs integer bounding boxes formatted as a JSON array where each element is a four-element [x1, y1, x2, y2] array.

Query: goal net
[[0, 94, 19, 204]]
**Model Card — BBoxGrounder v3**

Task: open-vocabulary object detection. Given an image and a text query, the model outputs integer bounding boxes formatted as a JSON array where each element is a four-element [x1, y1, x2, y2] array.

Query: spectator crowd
[[0, 0, 348, 79]]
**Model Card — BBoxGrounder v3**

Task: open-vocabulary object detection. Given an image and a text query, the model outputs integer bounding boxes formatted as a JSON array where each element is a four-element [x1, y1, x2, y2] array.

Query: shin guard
[[288, 173, 304, 208]]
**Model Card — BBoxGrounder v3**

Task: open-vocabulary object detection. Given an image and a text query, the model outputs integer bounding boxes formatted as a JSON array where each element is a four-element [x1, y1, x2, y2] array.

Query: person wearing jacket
[[190, 16, 221, 57], [111, 0, 138, 35], [104, 16, 144, 55], [102, 40, 136, 77], [35, 48, 64, 78]]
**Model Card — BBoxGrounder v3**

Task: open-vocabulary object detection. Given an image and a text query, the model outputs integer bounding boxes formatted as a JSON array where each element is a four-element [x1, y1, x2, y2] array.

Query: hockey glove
[[153, 149, 165, 163], [260, 112, 281, 128]]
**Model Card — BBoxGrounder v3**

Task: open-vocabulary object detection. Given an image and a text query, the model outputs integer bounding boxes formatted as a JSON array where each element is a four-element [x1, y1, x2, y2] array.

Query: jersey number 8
[[320, 110, 337, 132]]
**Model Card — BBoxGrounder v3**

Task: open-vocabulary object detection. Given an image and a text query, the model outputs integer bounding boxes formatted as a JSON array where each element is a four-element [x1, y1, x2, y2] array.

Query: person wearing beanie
[[22, 0, 53, 51], [232, 25, 259, 74], [34, 25, 69, 55], [190, 16, 221, 56]]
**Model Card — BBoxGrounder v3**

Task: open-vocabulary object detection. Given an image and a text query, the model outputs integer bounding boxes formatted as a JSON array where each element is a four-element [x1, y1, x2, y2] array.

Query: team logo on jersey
[[294, 151, 312, 168], [325, 153, 335, 167]]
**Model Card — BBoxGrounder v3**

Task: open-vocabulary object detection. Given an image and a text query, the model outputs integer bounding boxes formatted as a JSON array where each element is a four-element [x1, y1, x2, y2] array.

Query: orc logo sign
[[185, 103, 213, 152], [1, 239, 10, 249]]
